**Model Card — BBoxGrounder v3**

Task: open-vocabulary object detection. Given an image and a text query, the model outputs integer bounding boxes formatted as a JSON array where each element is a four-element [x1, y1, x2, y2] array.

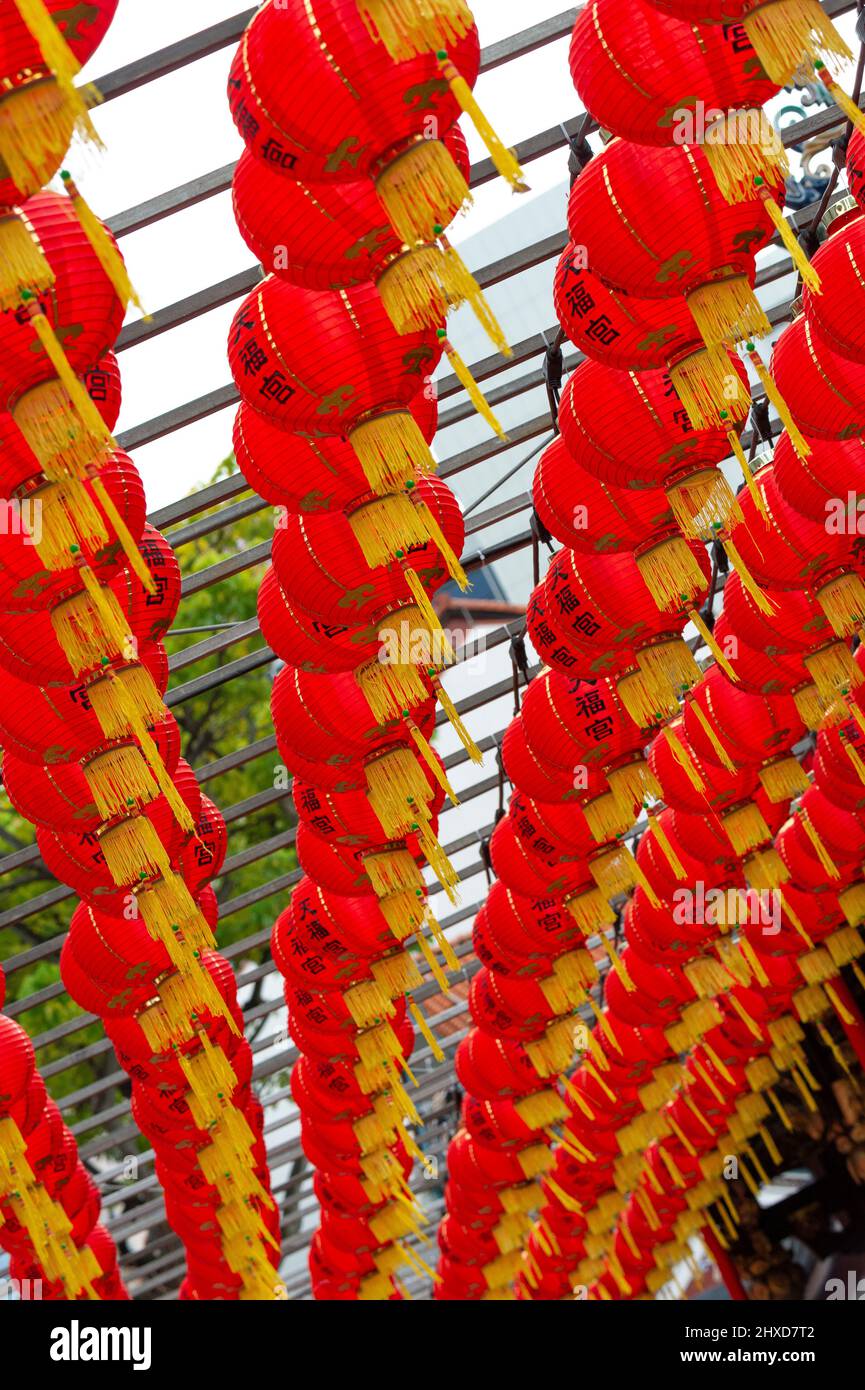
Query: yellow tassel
[[667, 466, 744, 541], [432, 677, 483, 763], [0, 73, 95, 197], [744, 344, 811, 458], [356, 655, 431, 727], [349, 410, 436, 493], [50, 570, 131, 674], [745, 4, 852, 85], [689, 698, 738, 773], [759, 754, 809, 803], [607, 756, 661, 818], [364, 846, 425, 898], [409, 999, 444, 1061], [664, 722, 706, 793], [617, 662, 680, 727], [798, 808, 840, 878], [378, 239, 510, 359], [755, 184, 821, 293], [99, 814, 173, 887], [668, 345, 751, 431], [348, 491, 466, 588], [565, 886, 615, 936], [90, 475, 156, 595], [524, 1018, 577, 1079], [583, 789, 633, 843], [83, 743, 158, 821], [371, 948, 423, 999], [816, 63, 865, 140], [438, 332, 507, 438], [415, 929, 451, 993], [401, 565, 455, 658], [815, 571, 865, 639], [344, 975, 397, 1029], [414, 817, 460, 900], [684, 956, 735, 999], [30, 476, 107, 568], [686, 607, 738, 683], [722, 800, 771, 855], [839, 882, 865, 928], [16, 297, 115, 475], [701, 109, 788, 203], [686, 276, 771, 350], [95, 670, 197, 838], [841, 739, 865, 790], [515, 1088, 568, 1131], [636, 636, 701, 701], [375, 136, 472, 244], [0, 211, 54, 310], [436, 51, 526, 192], [636, 532, 710, 612], [357, 0, 472, 60], [793, 681, 827, 730], [803, 641, 857, 704], [61, 174, 148, 317], [365, 745, 436, 840]]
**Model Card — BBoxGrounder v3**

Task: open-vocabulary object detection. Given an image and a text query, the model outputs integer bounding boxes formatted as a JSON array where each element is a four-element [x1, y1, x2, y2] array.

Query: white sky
[[74, 0, 579, 511]]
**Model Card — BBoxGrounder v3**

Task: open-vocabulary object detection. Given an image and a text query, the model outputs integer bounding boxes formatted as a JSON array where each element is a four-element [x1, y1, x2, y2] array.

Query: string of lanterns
[[435, 0, 865, 1299], [0, 963, 127, 1300], [0, 1, 281, 1301], [221, 0, 539, 1299]]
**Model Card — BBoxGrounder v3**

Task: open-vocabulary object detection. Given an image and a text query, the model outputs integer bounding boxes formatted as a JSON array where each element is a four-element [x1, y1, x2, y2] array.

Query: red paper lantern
[[771, 315, 865, 440]]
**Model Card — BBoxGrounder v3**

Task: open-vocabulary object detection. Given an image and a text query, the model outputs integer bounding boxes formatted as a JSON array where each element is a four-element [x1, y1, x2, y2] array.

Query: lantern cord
[[743, 344, 811, 459], [726, 430, 770, 527], [438, 332, 507, 438], [687, 607, 739, 683], [753, 180, 821, 293], [90, 476, 157, 594], [61, 172, 149, 318], [436, 51, 527, 193]]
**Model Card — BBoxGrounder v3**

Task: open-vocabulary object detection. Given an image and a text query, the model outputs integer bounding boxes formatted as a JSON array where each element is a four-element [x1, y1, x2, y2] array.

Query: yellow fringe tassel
[[635, 534, 708, 611], [664, 722, 706, 793], [803, 641, 857, 704], [357, 0, 473, 61], [668, 345, 751, 431], [702, 110, 788, 204], [31, 476, 107, 568], [83, 744, 158, 821], [727, 429, 771, 526], [0, 212, 54, 310], [349, 410, 436, 494], [99, 814, 173, 887], [722, 800, 771, 855], [798, 808, 840, 878], [90, 475, 156, 594], [759, 754, 809, 802], [667, 466, 744, 541], [745, 3, 852, 86], [409, 1000, 444, 1061], [686, 276, 771, 350], [375, 137, 471, 245], [816, 570, 865, 639], [433, 677, 483, 763], [50, 569, 131, 674]]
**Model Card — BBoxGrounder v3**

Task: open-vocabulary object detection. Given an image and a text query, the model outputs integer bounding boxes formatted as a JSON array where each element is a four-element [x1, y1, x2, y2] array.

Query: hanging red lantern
[[233, 378, 437, 516], [570, 0, 782, 201], [558, 355, 750, 542], [771, 314, 865, 441], [0, 0, 117, 199], [772, 430, 865, 526], [532, 434, 676, 554], [566, 138, 781, 351], [682, 665, 807, 802]]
